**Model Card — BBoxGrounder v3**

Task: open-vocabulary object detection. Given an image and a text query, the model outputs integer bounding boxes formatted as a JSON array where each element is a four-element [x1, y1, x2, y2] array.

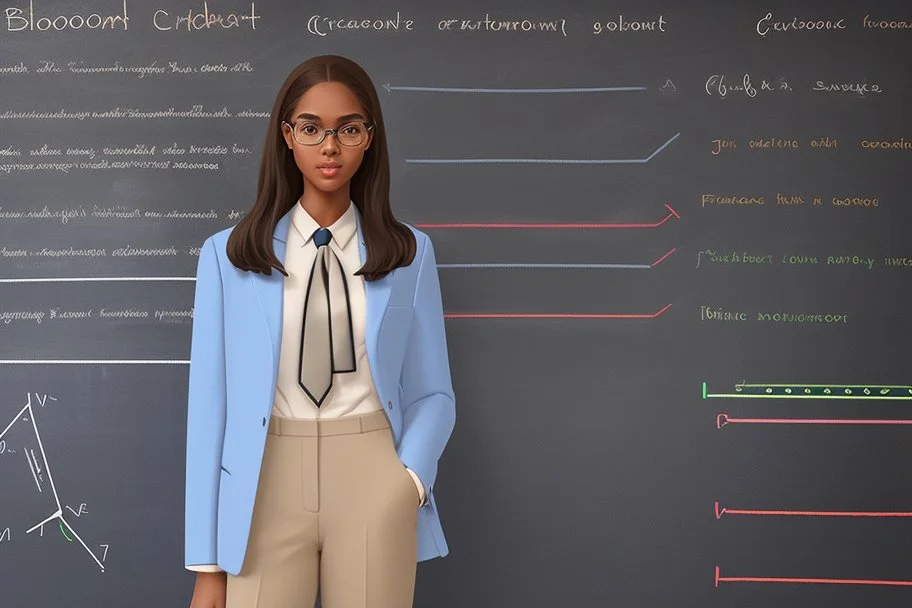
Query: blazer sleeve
[[396, 234, 456, 499], [184, 237, 228, 568]]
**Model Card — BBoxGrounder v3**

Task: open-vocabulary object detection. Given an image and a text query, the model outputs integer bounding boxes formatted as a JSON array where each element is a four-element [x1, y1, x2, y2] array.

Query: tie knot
[[312, 227, 332, 248]]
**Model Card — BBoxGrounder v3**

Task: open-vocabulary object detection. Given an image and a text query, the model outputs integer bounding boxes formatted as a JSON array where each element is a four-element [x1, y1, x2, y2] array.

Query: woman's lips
[[318, 166, 340, 177]]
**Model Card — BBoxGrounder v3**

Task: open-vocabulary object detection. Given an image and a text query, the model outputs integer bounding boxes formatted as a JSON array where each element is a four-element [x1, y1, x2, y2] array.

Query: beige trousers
[[226, 410, 419, 608]]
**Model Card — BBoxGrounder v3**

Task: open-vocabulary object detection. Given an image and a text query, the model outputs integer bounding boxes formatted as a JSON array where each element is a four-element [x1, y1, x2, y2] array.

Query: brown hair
[[226, 54, 416, 280]]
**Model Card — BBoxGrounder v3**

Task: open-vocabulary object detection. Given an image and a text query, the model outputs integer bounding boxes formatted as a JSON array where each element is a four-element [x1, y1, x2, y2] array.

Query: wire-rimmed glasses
[[282, 119, 374, 147]]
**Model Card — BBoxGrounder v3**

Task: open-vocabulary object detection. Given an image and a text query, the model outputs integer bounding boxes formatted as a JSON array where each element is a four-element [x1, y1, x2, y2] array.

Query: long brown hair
[[226, 54, 416, 280]]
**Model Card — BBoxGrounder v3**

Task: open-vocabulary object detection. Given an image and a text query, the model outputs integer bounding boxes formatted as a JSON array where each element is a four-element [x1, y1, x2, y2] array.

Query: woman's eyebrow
[[294, 112, 365, 123]]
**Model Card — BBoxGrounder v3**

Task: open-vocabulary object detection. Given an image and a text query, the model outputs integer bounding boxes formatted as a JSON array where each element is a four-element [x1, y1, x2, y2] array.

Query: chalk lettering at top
[[756, 12, 847, 37], [4, 0, 129, 32], [153, 2, 261, 31], [2, 1, 261, 32], [592, 15, 667, 34]]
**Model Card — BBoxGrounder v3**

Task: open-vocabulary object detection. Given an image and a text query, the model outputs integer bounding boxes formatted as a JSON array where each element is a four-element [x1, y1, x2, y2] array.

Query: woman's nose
[[321, 131, 340, 152]]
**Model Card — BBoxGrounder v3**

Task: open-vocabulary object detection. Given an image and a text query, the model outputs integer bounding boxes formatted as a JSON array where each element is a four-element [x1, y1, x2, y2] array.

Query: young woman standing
[[184, 54, 456, 608]]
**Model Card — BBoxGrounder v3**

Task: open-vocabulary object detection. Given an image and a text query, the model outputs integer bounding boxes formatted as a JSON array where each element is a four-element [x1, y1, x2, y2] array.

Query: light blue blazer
[[184, 204, 456, 575]]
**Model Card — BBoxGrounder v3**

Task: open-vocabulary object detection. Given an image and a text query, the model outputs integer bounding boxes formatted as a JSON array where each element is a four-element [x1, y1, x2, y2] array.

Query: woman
[[184, 54, 456, 608]]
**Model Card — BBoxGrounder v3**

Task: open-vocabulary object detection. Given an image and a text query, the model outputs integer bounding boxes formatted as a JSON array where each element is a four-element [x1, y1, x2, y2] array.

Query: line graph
[[0, 393, 106, 571]]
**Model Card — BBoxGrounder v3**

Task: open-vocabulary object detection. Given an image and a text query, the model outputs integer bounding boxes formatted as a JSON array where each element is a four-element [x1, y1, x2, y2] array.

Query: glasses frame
[[282, 119, 374, 147]]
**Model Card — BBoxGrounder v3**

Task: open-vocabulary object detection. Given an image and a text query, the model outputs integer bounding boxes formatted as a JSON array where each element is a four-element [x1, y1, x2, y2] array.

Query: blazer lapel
[[249, 202, 393, 397]]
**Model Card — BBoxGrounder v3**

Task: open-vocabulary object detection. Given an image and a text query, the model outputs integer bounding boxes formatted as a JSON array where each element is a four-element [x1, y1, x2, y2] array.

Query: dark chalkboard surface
[[1, 1, 911, 606]]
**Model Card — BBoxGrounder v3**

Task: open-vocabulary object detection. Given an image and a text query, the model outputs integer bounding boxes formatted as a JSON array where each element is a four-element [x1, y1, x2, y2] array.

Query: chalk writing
[[756, 311, 848, 323], [700, 306, 748, 322], [695, 250, 773, 267], [711, 137, 839, 154], [4, 0, 129, 32], [152, 3, 261, 31], [862, 14, 912, 30], [0, 104, 232, 120], [699, 305, 849, 324], [304, 11, 414, 36], [705, 74, 792, 98], [756, 12, 848, 37], [437, 13, 567, 36], [860, 137, 912, 150], [812, 79, 882, 95], [701, 194, 765, 207], [65, 503, 88, 517], [155, 309, 193, 323], [0, 245, 208, 258], [700, 193, 881, 209], [3, 307, 196, 324], [884, 258, 912, 267], [591, 15, 667, 34]]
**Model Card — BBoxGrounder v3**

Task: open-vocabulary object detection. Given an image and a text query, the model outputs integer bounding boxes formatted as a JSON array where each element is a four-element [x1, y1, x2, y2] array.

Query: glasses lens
[[337, 122, 366, 146], [294, 122, 323, 145]]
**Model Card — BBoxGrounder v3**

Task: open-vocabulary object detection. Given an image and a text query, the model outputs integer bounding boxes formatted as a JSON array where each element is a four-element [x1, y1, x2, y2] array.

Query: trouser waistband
[[267, 410, 389, 437]]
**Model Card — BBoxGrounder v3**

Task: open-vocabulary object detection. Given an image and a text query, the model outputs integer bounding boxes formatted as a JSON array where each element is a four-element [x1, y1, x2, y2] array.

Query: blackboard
[[1, 1, 911, 606]]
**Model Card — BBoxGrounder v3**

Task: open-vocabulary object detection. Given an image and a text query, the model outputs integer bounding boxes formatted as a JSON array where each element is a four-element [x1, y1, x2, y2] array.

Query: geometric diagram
[[0, 393, 106, 571], [714, 565, 912, 588]]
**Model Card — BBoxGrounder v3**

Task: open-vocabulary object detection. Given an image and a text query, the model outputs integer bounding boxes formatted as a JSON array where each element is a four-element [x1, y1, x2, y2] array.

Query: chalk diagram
[[389, 81, 680, 320], [709, 379, 912, 588], [0, 393, 107, 571]]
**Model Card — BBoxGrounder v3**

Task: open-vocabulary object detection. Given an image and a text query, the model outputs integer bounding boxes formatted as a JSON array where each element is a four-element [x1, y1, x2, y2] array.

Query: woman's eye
[[301, 125, 318, 135]]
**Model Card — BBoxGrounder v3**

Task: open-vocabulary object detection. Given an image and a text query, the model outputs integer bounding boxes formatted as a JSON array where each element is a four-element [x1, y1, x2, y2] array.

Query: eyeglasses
[[282, 119, 374, 147]]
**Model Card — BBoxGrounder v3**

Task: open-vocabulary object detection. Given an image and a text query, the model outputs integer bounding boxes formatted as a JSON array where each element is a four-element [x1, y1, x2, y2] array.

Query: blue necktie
[[299, 227, 356, 406]]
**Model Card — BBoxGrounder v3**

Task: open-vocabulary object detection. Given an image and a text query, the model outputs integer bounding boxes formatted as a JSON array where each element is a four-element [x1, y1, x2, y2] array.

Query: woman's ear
[[280, 122, 294, 149]]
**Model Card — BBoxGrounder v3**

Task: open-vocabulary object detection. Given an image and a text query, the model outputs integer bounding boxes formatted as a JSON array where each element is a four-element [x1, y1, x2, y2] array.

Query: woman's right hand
[[189, 571, 227, 608]]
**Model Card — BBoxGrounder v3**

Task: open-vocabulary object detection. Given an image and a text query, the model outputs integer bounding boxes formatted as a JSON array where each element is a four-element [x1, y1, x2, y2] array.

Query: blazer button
[[262, 417, 266, 426], [387, 400, 392, 410]]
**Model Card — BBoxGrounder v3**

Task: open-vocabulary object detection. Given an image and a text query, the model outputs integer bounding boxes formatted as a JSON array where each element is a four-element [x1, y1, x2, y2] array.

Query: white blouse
[[272, 198, 384, 419]]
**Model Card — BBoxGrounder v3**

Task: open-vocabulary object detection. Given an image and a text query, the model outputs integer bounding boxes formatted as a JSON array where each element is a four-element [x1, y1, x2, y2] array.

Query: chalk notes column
[[700, 9, 912, 592]]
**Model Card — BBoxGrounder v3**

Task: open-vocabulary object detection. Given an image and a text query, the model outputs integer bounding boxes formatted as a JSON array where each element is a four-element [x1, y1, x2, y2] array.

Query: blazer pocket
[[220, 464, 232, 476]]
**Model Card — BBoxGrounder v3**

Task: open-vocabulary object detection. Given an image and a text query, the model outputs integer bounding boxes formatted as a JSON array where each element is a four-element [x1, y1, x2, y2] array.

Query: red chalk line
[[715, 501, 912, 519], [715, 566, 912, 588], [717, 413, 912, 428], [416, 204, 680, 229]]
